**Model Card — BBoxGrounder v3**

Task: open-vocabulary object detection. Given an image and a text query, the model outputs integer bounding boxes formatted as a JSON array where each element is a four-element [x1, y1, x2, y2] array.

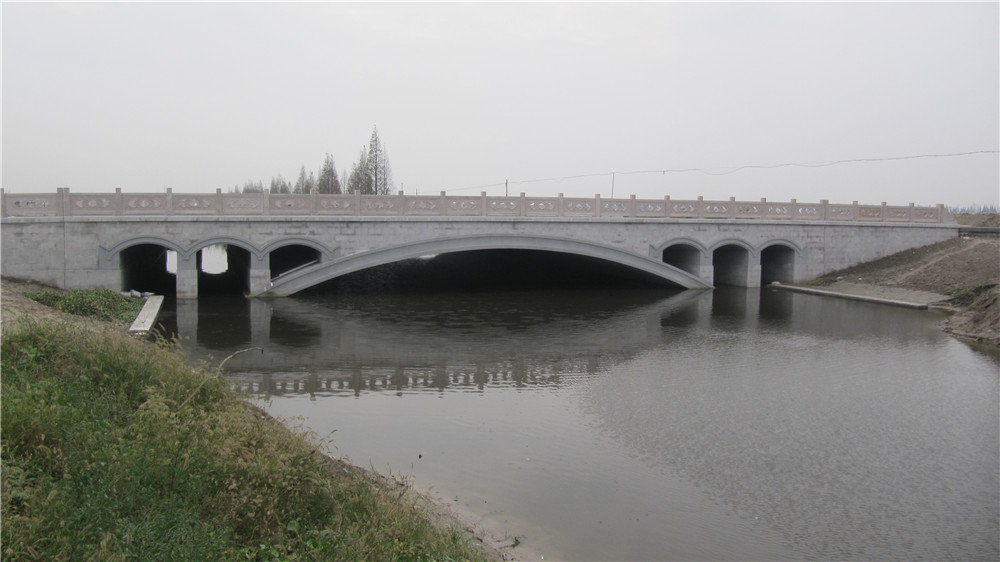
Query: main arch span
[[263, 234, 711, 296]]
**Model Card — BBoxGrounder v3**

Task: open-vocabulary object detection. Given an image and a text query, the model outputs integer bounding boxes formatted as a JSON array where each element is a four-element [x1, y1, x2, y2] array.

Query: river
[[161, 287, 999, 561]]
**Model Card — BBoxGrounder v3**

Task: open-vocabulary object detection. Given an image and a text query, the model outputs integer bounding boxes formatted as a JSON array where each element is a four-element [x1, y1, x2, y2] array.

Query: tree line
[[231, 126, 394, 196]]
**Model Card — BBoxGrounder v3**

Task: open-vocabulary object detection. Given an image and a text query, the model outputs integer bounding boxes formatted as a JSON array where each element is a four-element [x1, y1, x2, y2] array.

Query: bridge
[[1, 188, 957, 298]]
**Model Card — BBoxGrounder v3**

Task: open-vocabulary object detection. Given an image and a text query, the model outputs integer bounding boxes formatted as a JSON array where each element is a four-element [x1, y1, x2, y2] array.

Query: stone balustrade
[[1, 187, 955, 224]]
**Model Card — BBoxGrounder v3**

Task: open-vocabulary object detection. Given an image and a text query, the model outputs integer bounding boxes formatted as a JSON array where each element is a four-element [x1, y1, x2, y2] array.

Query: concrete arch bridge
[[1, 189, 957, 298]]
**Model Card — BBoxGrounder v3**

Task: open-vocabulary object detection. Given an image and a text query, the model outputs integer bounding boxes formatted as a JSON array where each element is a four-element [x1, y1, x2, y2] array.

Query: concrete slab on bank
[[129, 295, 164, 334], [769, 283, 945, 310]]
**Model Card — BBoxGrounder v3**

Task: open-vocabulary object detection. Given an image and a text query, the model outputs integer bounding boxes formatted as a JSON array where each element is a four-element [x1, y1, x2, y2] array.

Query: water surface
[[167, 288, 999, 561]]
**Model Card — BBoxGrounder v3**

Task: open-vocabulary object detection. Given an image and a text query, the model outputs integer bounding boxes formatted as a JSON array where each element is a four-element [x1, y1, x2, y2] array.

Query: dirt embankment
[[809, 214, 999, 347]]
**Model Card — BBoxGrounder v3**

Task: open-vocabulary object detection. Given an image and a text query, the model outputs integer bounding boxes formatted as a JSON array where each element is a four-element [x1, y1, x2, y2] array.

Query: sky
[[2, 2, 998, 207]]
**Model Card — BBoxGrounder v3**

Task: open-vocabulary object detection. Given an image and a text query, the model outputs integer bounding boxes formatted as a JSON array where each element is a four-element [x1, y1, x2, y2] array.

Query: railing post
[[481, 192, 487, 216], [558, 193, 564, 217], [165, 188, 174, 216], [354, 191, 361, 216], [61, 187, 71, 216], [908, 202, 914, 222], [697, 196, 704, 218], [309, 189, 317, 216], [215, 188, 223, 215], [881, 201, 887, 222], [0, 188, 5, 217], [595, 194, 601, 217], [821, 199, 829, 220], [114, 188, 123, 216], [630, 194, 636, 217], [440, 191, 447, 216], [520, 192, 526, 217], [399, 190, 406, 216], [664, 195, 670, 218], [729, 196, 736, 218], [262, 190, 270, 216], [936, 203, 945, 223]]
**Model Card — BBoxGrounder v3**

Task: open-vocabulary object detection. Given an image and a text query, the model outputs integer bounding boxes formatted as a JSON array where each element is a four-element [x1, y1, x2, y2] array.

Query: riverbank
[[0, 278, 510, 561], [801, 215, 999, 347]]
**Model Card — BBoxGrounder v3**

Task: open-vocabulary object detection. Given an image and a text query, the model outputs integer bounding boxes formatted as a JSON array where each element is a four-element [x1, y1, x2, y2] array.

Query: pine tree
[[293, 165, 309, 194], [242, 180, 264, 193], [317, 153, 342, 194], [366, 126, 393, 195], [347, 148, 373, 195], [270, 175, 291, 194]]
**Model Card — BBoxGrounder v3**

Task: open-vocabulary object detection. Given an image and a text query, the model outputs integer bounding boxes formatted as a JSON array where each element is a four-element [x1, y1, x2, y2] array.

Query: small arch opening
[[119, 243, 177, 296], [662, 244, 703, 276], [198, 244, 252, 296], [270, 245, 322, 280], [760, 245, 796, 285], [713, 244, 750, 287]]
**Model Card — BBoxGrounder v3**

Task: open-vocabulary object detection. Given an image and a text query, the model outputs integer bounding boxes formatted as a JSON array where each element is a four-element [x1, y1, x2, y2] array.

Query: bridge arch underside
[[264, 236, 711, 297], [119, 243, 177, 296]]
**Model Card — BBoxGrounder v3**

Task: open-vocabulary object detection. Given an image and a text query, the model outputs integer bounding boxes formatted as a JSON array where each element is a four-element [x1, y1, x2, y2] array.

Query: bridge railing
[[1, 188, 956, 224]]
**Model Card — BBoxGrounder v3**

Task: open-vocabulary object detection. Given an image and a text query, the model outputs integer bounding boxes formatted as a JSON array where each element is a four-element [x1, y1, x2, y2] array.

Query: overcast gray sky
[[3, 2, 998, 206]]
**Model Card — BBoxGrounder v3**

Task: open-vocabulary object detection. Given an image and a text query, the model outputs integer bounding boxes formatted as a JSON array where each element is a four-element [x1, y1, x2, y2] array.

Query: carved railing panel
[[445, 196, 482, 216], [3, 193, 61, 216], [68, 194, 117, 216], [826, 204, 857, 221], [562, 197, 596, 217], [666, 200, 699, 218], [222, 195, 264, 216], [912, 206, 943, 223], [360, 196, 399, 216], [171, 193, 218, 215], [122, 194, 168, 215], [635, 199, 666, 218], [524, 197, 560, 217], [269, 194, 312, 215], [314, 195, 356, 216], [857, 205, 884, 221], [601, 199, 633, 217], [485, 196, 521, 216], [404, 196, 443, 216]]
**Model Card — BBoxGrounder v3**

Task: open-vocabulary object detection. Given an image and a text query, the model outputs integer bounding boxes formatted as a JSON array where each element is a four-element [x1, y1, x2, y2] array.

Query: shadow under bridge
[[256, 234, 712, 297]]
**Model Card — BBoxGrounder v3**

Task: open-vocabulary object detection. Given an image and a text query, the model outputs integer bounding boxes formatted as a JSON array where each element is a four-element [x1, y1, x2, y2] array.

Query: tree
[[317, 153, 342, 194], [367, 126, 393, 195], [346, 148, 373, 195], [269, 175, 291, 194], [293, 165, 316, 194]]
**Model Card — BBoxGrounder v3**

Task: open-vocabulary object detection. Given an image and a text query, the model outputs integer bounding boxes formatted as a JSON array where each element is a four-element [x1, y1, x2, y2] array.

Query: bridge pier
[[175, 299, 199, 344], [176, 254, 199, 299], [249, 254, 271, 298]]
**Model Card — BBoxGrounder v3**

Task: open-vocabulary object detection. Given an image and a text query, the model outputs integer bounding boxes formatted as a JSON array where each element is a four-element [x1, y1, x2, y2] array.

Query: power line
[[443, 150, 998, 193]]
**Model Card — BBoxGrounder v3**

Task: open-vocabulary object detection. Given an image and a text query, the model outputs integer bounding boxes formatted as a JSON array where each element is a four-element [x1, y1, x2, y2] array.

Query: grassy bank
[[1, 290, 492, 561]]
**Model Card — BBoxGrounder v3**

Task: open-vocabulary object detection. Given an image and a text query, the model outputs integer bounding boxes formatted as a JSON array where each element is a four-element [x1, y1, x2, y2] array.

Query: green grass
[[1, 320, 490, 561], [25, 289, 146, 326]]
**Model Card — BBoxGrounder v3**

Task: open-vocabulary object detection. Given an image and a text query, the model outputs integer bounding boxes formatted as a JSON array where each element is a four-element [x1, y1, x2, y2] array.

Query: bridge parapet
[[2, 188, 955, 224]]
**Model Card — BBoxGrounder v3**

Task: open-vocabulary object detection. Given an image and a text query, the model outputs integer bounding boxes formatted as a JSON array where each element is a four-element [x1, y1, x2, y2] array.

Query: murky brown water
[[163, 287, 1000, 561]]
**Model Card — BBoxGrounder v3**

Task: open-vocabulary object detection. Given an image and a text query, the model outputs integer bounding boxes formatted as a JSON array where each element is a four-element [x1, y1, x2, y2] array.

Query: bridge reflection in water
[[160, 287, 806, 399]]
